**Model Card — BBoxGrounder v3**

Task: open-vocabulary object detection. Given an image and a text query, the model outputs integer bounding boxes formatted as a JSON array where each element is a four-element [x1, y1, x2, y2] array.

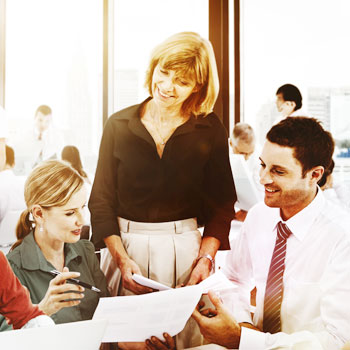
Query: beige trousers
[[100, 217, 204, 349]]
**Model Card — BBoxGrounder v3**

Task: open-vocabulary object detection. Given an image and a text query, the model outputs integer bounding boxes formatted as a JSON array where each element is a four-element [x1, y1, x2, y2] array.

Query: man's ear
[[309, 166, 324, 183], [285, 101, 296, 111]]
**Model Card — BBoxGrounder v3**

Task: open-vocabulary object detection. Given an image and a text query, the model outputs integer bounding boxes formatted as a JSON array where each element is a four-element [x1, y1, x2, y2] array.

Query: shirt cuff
[[22, 315, 55, 329], [239, 327, 266, 350]]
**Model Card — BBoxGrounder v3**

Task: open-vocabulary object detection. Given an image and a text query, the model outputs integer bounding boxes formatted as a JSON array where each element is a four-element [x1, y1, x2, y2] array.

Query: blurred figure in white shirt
[[318, 159, 350, 210], [61, 145, 92, 235], [229, 123, 263, 221], [275, 83, 304, 118], [0, 145, 26, 224], [14, 105, 64, 174]]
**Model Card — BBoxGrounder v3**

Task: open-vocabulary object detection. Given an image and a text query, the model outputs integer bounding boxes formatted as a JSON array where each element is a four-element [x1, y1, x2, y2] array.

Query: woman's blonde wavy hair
[[12, 160, 84, 250], [144, 31, 219, 117]]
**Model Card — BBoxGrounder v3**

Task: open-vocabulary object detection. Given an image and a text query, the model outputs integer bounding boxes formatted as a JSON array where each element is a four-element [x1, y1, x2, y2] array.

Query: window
[[5, 0, 102, 175], [112, 0, 209, 113], [241, 0, 350, 184]]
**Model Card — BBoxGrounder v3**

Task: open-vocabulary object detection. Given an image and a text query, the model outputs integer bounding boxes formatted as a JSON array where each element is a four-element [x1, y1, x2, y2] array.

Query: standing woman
[[89, 32, 236, 349]]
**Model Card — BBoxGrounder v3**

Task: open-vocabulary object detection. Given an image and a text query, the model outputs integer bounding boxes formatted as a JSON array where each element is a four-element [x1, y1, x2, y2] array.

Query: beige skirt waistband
[[117, 217, 198, 234]]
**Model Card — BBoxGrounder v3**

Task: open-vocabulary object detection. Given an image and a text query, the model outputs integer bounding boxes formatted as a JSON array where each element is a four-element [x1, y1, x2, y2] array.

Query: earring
[[39, 226, 44, 232]]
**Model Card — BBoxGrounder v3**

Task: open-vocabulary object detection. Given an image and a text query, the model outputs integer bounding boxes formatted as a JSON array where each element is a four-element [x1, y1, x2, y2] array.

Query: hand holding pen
[[38, 267, 85, 316]]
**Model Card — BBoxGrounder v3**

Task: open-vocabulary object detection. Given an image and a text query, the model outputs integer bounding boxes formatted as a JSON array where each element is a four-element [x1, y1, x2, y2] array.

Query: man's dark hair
[[5, 145, 15, 167], [267, 117, 334, 176], [35, 105, 52, 117], [276, 84, 302, 111], [317, 159, 335, 187]]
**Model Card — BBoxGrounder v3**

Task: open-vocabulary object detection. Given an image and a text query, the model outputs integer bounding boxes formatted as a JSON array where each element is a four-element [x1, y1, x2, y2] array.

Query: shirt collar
[[277, 187, 325, 241], [20, 232, 82, 271], [119, 97, 212, 146]]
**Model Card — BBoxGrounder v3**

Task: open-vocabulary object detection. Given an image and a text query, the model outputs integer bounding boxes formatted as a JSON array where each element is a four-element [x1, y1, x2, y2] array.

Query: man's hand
[[119, 258, 154, 295], [145, 333, 175, 350], [186, 257, 211, 285], [192, 290, 241, 349], [38, 267, 85, 316]]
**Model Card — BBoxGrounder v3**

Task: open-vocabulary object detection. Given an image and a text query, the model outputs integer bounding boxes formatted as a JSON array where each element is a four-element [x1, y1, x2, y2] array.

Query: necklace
[[144, 101, 189, 146], [153, 121, 167, 145]]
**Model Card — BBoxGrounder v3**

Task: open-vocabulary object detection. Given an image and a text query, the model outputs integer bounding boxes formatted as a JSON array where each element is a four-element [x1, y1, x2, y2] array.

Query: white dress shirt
[[0, 170, 26, 223], [13, 125, 64, 174], [224, 189, 350, 349]]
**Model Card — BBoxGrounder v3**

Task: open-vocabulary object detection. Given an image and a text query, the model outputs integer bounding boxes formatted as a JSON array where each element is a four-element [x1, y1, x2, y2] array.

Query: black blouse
[[89, 99, 237, 250]]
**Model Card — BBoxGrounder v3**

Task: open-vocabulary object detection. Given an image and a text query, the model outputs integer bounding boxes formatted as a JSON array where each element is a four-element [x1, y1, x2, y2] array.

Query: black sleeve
[[202, 118, 237, 250], [89, 118, 120, 249]]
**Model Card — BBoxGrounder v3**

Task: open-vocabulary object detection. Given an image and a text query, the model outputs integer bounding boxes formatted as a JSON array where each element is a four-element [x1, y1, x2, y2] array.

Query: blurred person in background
[[229, 123, 263, 221], [14, 105, 64, 173], [318, 159, 350, 210], [62, 145, 92, 238], [275, 83, 304, 119], [61, 145, 91, 185], [0, 146, 26, 225]]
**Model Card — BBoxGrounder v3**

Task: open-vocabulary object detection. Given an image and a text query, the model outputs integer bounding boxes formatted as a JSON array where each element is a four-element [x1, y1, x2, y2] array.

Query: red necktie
[[263, 221, 292, 333]]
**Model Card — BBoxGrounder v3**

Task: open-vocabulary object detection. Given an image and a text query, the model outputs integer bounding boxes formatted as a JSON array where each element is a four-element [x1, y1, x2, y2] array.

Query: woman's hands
[[187, 236, 220, 286], [119, 257, 154, 295], [38, 267, 85, 316], [186, 257, 212, 286], [104, 235, 154, 295]]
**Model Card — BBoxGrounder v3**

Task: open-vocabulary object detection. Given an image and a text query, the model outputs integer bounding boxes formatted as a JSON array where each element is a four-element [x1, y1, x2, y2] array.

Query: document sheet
[[93, 284, 203, 342], [93, 271, 237, 343]]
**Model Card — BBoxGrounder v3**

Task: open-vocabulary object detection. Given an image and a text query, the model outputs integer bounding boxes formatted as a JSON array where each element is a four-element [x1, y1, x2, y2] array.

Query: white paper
[[132, 270, 237, 294], [93, 284, 203, 342], [199, 270, 237, 294], [0, 319, 107, 350], [132, 274, 172, 291], [93, 271, 237, 343]]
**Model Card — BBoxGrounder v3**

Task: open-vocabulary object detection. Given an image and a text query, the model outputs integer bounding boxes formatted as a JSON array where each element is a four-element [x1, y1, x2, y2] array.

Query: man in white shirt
[[230, 123, 256, 163], [13, 105, 64, 173], [275, 83, 304, 118], [192, 117, 350, 349], [229, 123, 263, 221]]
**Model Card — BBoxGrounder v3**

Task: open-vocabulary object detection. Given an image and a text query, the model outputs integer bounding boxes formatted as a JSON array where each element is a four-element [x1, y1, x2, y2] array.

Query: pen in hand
[[49, 269, 101, 293]]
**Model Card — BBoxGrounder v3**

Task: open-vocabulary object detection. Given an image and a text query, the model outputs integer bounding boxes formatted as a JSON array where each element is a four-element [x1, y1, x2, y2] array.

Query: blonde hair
[[13, 160, 84, 250], [144, 32, 219, 117]]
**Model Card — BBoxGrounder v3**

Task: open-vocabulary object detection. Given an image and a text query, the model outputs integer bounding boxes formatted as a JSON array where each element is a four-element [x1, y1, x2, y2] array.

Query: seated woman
[[5, 159, 108, 325], [0, 250, 54, 330]]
